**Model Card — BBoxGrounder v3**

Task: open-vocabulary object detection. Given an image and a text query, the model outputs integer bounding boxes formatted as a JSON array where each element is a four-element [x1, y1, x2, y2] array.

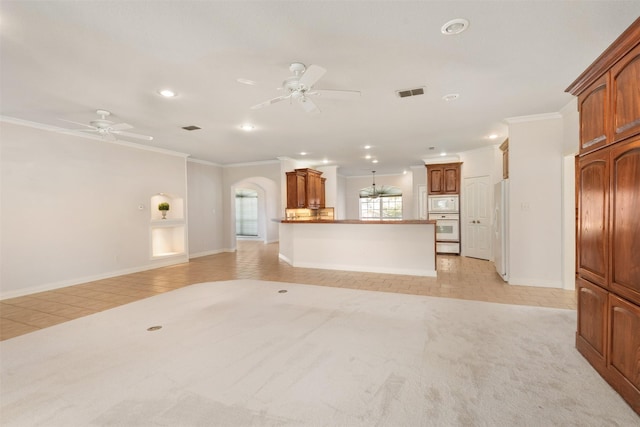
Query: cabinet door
[[609, 136, 640, 305], [296, 173, 307, 208], [427, 166, 443, 194], [443, 164, 459, 194], [579, 75, 609, 154], [611, 43, 640, 143], [577, 150, 609, 287], [607, 294, 640, 414], [576, 278, 608, 372], [305, 171, 321, 208], [320, 178, 326, 208]]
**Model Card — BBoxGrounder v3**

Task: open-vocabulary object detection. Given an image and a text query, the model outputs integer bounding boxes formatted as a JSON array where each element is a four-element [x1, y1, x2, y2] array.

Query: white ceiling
[[2, 1, 639, 176]]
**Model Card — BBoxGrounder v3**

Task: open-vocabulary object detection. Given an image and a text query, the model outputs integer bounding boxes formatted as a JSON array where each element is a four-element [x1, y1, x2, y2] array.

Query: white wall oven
[[428, 213, 460, 254], [427, 195, 460, 254]]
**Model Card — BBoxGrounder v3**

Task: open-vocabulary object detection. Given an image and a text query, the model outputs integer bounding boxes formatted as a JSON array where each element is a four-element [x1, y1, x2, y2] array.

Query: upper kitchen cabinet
[[426, 163, 461, 195], [500, 139, 509, 179], [286, 168, 325, 209]]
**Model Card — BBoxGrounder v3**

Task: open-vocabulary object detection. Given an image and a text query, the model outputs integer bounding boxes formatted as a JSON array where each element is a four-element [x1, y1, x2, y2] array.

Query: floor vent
[[396, 87, 425, 98]]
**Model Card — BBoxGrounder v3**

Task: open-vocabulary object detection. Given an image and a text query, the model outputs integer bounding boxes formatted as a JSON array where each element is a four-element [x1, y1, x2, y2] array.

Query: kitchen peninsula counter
[[279, 220, 437, 276]]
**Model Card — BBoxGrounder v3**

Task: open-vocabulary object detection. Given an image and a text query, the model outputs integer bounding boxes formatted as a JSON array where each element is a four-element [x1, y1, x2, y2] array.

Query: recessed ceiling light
[[158, 89, 176, 97], [364, 145, 371, 149], [442, 93, 460, 101], [240, 124, 254, 131], [372, 159, 379, 164], [440, 152, 447, 156], [365, 154, 372, 160], [441, 18, 469, 35], [323, 159, 329, 164], [300, 152, 307, 156], [488, 134, 499, 139]]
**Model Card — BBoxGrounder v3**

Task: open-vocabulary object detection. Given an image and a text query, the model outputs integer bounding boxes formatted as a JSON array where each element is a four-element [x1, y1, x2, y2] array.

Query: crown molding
[[504, 112, 562, 124], [1, 115, 190, 158]]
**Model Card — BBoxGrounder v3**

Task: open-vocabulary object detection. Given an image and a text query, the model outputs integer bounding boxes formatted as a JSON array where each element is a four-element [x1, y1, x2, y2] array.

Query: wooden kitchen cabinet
[[286, 168, 324, 209], [426, 162, 461, 194], [567, 17, 640, 415], [499, 139, 509, 179]]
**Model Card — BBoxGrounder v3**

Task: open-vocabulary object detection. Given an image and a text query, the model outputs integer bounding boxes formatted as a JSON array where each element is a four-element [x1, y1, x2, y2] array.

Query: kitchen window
[[359, 196, 403, 220]]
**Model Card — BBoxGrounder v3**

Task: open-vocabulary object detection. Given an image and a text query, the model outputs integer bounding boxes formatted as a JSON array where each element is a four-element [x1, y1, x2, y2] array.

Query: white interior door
[[463, 176, 491, 260]]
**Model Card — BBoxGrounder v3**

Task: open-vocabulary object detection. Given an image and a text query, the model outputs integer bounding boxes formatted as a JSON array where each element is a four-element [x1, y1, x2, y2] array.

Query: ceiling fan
[[59, 109, 153, 141], [250, 62, 360, 114]]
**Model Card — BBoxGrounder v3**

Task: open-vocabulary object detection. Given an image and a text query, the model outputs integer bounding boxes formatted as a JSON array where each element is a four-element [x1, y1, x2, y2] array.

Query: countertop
[[280, 219, 436, 224]]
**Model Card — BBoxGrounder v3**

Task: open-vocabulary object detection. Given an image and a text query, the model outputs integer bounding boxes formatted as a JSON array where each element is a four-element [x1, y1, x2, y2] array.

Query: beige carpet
[[0, 280, 637, 426]]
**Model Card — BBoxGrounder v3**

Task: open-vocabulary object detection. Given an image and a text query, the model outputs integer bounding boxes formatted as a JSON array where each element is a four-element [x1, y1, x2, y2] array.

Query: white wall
[[187, 159, 225, 258], [560, 98, 579, 290], [505, 113, 564, 288], [410, 165, 426, 219], [1, 122, 189, 298]]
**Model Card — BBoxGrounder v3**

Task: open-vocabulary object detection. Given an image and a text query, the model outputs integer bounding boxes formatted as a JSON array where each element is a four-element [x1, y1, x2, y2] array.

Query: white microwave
[[428, 195, 459, 213]]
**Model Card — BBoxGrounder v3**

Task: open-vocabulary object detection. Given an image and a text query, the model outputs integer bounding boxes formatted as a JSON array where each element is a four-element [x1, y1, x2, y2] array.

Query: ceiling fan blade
[[112, 130, 154, 141], [250, 95, 290, 110], [299, 64, 326, 89], [58, 118, 96, 129], [109, 122, 133, 131], [311, 89, 361, 99], [298, 96, 320, 114]]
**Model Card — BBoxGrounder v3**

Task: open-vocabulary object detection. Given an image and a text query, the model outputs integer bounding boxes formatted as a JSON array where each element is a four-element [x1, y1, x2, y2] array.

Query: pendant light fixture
[[369, 171, 379, 199]]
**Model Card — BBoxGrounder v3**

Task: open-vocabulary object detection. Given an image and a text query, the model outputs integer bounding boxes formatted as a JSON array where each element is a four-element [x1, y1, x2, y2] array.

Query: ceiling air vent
[[182, 125, 201, 131], [396, 86, 425, 98]]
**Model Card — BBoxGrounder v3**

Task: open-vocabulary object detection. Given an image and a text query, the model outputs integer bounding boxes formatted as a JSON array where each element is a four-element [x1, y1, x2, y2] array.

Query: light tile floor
[[0, 241, 576, 341]]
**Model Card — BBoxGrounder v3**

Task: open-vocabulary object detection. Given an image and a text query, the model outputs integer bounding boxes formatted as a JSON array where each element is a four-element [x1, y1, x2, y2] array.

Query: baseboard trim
[[0, 257, 189, 300]]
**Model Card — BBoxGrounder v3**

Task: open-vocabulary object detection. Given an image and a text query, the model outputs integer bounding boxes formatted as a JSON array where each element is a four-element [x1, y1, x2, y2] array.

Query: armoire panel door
[[577, 149, 609, 287], [576, 277, 609, 372], [579, 75, 609, 153], [609, 136, 640, 305], [607, 293, 640, 414], [611, 43, 640, 143]]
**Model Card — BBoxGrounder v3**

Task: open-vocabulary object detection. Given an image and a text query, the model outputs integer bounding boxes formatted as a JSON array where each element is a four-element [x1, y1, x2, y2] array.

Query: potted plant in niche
[[158, 202, 170, 219]]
